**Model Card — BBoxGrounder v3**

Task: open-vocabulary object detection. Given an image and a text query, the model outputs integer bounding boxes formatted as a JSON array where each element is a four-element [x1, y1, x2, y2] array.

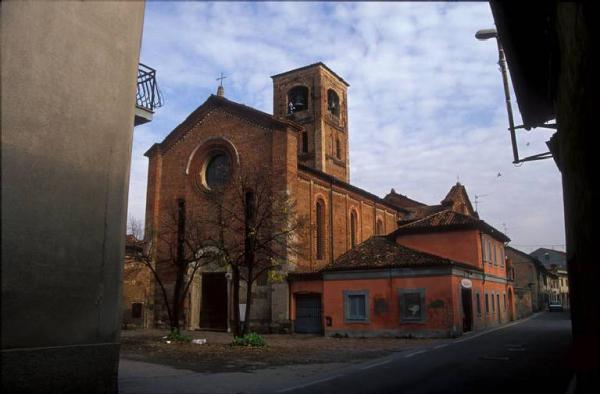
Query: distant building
[[122, 236, 154, 329], [530, 248, 567, 270], [529, 248, 569, 308], [506, 246, 552, 317], [542, 267, 568, 309]]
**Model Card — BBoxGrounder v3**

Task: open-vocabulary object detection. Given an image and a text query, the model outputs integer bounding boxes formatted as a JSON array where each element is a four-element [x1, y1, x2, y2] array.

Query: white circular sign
[[461, 278, 473, 289]]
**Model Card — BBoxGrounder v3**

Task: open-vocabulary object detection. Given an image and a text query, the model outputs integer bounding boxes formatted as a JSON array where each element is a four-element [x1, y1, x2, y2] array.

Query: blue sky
[[129, 2, 564, 253]]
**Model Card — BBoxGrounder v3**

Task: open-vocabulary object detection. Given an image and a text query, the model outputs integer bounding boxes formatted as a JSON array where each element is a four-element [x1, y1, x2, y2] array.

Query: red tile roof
[[392, 209, 510, 243], [321, 236, 475, 272]]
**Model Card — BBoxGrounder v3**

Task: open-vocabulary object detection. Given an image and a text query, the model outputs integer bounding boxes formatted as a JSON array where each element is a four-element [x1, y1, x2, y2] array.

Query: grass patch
[[231, 332, 266, 347], [165, 330, 191, 343]]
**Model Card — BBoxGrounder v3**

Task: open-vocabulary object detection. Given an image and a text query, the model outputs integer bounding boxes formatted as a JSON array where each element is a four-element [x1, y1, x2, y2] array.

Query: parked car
[[549, 303, 564, 312]]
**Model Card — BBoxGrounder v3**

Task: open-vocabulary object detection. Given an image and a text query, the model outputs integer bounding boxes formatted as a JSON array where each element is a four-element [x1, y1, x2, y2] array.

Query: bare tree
[[203, 165, 307, 336], [131, 202, 216, 334], [127, 216, 144, 240]]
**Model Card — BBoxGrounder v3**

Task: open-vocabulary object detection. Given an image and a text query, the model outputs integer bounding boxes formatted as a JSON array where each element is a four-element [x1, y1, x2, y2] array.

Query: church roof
[[392, 209, 510, 243], [391, 182, 479, 226], [383, 189, 427, 209], [298, 164, 405, 213], [145, 95, 303, 157], [321, 236, 475, 272], [270, 62, 350, 87], [441, 182, 476, 215]]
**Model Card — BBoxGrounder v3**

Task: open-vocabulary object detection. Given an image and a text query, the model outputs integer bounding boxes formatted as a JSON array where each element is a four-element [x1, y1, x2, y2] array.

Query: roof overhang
[[489, 2, 559, 129]]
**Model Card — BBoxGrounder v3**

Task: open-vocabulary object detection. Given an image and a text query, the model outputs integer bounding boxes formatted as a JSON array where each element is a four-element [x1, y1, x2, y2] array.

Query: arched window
[[288, 86, 308, 114], [497, 294, 500, 314], [327, 89, 340, 116], [376, 219, 384, 235], [205, 152, 231, 189], [335, 137, 342, 159], [485, 293, 489, 313], [350, 210, 358, 248], [316, 200, 325, 260]]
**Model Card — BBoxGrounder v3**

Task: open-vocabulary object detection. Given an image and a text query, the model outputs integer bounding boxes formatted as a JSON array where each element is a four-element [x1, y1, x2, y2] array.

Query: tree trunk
[[231, 265, 241, 336], [243, 277, 253, 335], [171, 267, 185, 333], [172, 198, 186, 334], [242, 190, 255, 335]]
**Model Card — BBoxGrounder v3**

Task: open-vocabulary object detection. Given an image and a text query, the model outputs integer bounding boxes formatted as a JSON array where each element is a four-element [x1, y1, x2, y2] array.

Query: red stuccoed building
[[290, 189, 515, 337]]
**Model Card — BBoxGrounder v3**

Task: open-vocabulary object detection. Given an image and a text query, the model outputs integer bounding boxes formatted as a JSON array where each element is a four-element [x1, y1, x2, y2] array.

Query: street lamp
[[476, 28, 520, 164]]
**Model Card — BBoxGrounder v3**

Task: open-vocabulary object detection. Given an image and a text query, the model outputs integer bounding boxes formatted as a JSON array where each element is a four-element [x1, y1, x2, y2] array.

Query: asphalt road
[[279, 312, 573, 394], [120, 312, 573, 394]]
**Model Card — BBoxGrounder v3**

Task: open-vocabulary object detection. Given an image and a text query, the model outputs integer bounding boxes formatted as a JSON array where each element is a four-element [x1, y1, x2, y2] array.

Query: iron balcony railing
[[136, 63, 163, 112]]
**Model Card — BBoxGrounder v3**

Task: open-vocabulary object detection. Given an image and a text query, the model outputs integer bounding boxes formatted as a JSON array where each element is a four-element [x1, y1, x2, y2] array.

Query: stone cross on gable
[[217, 72, 227, 87], [216, 72, 226, 97]]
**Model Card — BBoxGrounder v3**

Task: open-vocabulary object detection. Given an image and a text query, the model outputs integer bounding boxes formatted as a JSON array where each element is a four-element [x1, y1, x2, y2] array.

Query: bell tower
[[271, 62, 350, 182]]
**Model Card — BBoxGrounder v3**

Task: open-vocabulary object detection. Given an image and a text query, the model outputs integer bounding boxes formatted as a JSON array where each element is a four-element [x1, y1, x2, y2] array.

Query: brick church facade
[[143, 62, 513, 334]]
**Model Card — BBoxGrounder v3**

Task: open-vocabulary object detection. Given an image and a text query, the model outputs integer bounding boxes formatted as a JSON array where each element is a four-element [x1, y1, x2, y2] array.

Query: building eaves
[[490, 3, 558, 128], [506, 245, 537, 262], [383, 189, 427, 209], [298, 164, 404, 213], [270, 62, 350, 87], [145, 95, 303, 157], [391, 209, 510, 243]]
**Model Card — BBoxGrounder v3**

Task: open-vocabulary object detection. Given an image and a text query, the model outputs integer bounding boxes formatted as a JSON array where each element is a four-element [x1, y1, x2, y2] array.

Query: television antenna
[[474, 194, 489, 212]]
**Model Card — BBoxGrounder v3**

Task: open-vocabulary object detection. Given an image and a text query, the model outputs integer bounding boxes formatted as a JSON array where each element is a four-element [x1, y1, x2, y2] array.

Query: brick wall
[[272, 64, 350, 182], [294, 169, 399, 272]]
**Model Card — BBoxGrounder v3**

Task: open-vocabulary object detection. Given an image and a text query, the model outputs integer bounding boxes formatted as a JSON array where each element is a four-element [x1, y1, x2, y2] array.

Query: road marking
[[405, 350, 427, 358], [359, 359, 392, 370], [451, 314, 539, 345], [454, 333, 484, 343], [434, 344, 449, 349], [277, 374, 344, 393]]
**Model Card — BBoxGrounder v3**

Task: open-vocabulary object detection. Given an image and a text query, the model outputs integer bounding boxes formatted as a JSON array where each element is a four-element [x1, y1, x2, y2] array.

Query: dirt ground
[[119, 328, 442, 373]]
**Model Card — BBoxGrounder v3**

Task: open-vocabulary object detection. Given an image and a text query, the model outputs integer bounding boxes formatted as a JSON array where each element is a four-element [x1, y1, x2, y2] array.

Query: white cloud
[[128, 2, 565, 253]]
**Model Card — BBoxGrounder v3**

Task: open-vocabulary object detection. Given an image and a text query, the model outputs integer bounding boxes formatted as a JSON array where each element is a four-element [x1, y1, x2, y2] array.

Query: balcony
[[135, 63, 163, 126]]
